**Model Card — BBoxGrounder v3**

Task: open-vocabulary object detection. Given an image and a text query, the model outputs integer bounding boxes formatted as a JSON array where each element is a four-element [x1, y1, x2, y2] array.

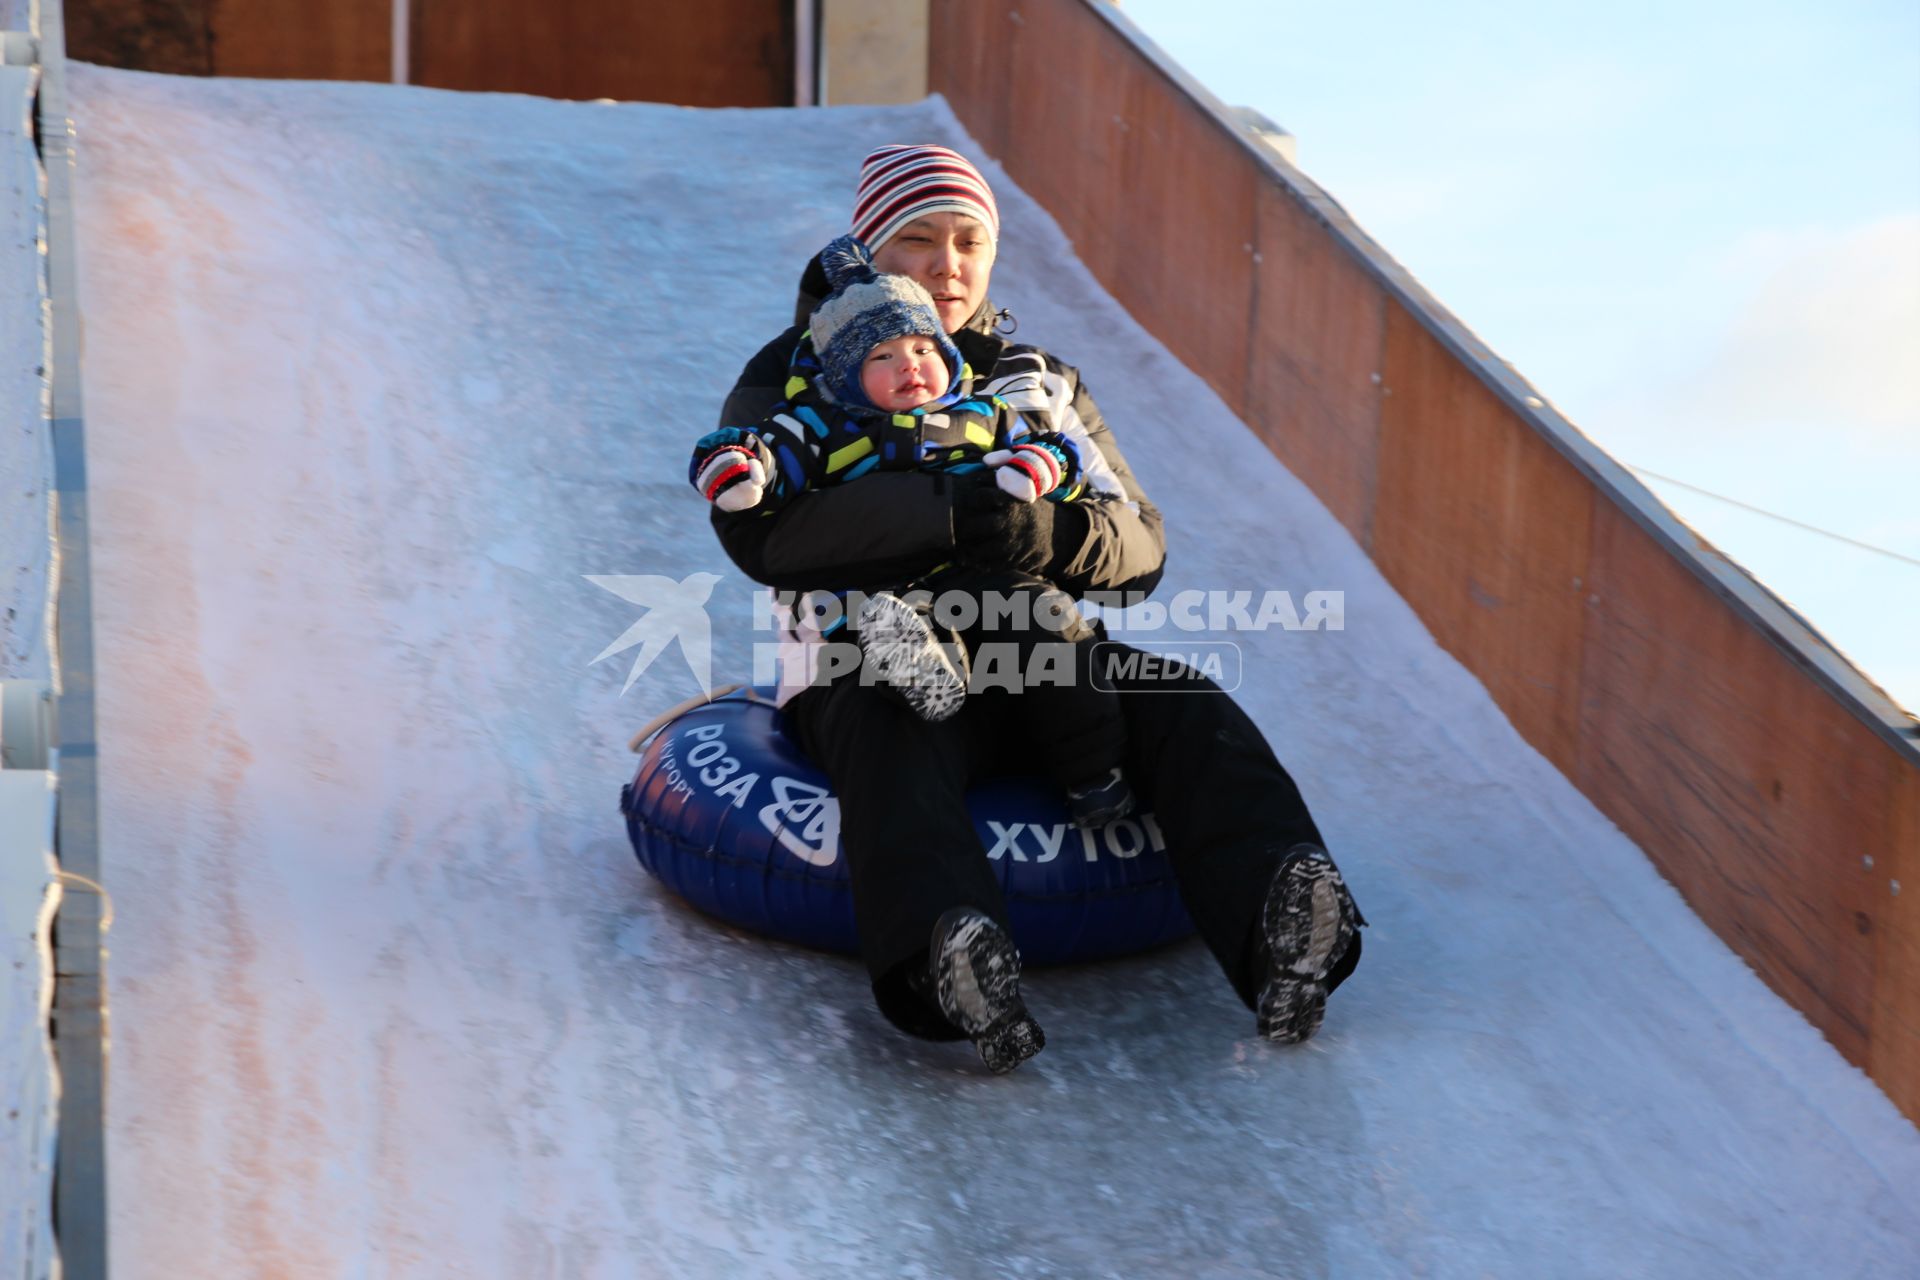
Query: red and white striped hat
[[850, 144, 1000, 250]]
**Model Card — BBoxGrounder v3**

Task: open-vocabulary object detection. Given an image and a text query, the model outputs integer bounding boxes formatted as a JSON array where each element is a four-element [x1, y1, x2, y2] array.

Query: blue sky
[[1119, 0, 1920, 710]]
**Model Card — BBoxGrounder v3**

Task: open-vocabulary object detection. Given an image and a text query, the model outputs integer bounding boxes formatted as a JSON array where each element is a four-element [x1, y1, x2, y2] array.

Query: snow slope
[[67, 65, 1920, 1279]]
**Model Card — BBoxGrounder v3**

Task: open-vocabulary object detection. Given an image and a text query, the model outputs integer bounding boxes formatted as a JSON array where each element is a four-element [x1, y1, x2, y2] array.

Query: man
[[712, 144, 1363, 1073]]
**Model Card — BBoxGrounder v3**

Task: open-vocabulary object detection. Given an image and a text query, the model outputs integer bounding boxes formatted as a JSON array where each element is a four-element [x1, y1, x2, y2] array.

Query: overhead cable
[[1629, 466, 1920, 570]]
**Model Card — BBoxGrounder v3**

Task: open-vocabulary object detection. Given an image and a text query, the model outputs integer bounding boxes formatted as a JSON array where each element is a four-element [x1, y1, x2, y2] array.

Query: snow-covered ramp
[[69, 66, 1920, 1278]]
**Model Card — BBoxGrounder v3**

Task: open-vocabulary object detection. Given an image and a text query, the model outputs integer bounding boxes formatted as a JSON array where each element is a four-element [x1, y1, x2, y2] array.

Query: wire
[[1628, 466, 1920, 570], [54, 870, 114, 933]]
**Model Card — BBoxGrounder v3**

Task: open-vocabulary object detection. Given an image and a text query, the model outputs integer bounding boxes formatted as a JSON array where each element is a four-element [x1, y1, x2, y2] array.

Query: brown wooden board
[[66, 0, 792, 101], [931, 0, 1257, 415], [66, 0, 215, 75], [928, 0, 1920, 1123], [927, 0, 1013, 157], [1247, 183, 1386, 547], [1873, 776, 1920, 1118], [208, 0, 391, 82], [1374, 300, 1593, 773], [409, 0, 792, 107], [1578, 497, 1910, 1070]]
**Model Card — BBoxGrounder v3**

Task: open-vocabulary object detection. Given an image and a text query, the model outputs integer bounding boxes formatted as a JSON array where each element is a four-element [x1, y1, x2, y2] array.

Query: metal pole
[[36, 0, 111, 1275], [794, 0, 818, 106], [392, 0, 409, 86]]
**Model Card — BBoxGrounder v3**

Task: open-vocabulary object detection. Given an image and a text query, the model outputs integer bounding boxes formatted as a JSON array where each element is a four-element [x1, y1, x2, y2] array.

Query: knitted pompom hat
[[851, 144, 1000, 250], [809, 235, 964, 411]]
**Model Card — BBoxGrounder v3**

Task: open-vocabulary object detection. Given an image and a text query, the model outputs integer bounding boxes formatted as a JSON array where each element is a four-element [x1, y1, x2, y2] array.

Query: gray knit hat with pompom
[[808, 235, 963, 411]]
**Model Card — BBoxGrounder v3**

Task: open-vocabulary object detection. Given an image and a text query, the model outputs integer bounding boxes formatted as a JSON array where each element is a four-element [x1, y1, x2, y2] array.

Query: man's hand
[[954, 479, 1058, 573]]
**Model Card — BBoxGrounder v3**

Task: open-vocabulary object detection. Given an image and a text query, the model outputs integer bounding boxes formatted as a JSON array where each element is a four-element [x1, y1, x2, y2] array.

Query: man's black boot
[[930, 908, 1046, 1073], [1256, 845, 1361, 1044]]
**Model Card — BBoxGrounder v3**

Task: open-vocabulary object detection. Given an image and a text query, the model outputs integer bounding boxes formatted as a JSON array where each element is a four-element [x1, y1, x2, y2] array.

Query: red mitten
[[983, 435, 1078, 503], [690, 431, 777, 512]]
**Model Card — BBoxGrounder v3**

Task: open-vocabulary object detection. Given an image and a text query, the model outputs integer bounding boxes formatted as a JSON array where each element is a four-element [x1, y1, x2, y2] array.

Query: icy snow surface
[[68, 65, 1920, 1279]]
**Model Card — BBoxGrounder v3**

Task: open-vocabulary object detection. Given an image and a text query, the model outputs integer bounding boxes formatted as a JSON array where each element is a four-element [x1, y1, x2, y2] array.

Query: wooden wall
[[929, 0, 1920, 1121], [67, 0, 217, 75], [65, 0, 793, 106], [214, 0, 393, 82], [410, 0, 792, 106]]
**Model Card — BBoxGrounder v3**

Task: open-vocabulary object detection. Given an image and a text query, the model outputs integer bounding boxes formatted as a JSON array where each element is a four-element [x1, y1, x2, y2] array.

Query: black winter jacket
[[710, 255, 1166, 601]]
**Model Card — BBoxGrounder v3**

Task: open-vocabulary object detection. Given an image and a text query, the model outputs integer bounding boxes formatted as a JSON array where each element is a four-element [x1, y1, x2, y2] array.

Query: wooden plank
[[1107, 63, 1257, 404], [1872, 775, 1920, 1118], [1374, 300, 1592, 771], [410, 0, 792, 107], [930, 0, 1920, 1125], [61, 0, 793, 99], [934, 0, 1381, 534], [928, 0, 1011, 157], [932, 0, 1256, 417], [1246, 182, 1385, 546], [64, 0, 214, 75], [980, 0, 1115, 257], [209, 0, 390, 82], [1579, 497, 1906, 1070]]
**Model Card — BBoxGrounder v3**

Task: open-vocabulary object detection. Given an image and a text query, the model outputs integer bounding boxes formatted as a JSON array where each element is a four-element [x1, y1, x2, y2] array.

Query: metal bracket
[[1232, 105, 1298, 165], [1, 30, 37, 65], [1, 679, 54, 769]]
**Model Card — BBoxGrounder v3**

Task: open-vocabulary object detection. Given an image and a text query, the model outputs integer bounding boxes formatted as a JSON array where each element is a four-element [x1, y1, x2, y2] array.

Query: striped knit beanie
[[809, 235, 964, 411], [850, 144, 1000, 250]]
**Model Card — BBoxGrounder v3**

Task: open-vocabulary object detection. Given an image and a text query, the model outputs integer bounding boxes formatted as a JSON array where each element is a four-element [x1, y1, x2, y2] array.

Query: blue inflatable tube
[[620, 691, 1194, 966]]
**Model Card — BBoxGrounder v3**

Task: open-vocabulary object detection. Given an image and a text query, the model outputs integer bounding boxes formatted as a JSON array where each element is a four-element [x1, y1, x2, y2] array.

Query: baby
[[689, 236, 1134, 827], [692, 238, 1075, 511]]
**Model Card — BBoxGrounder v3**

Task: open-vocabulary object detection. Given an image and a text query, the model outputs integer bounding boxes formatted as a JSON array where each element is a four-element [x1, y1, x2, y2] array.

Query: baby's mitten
[[690, 429, 778, 512], [984, 434, 1080, 503]]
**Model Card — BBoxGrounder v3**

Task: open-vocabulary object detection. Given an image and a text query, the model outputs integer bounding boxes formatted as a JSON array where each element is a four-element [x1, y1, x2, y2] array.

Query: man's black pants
[[784, 637, 1360, 1039]]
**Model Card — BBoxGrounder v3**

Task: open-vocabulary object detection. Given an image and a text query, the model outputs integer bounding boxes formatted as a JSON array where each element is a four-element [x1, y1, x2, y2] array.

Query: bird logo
[[585, 571, 722, 696]]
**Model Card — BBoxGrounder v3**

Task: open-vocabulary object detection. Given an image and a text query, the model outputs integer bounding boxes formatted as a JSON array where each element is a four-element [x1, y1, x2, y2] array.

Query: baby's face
[[860, 335, 950, 412]]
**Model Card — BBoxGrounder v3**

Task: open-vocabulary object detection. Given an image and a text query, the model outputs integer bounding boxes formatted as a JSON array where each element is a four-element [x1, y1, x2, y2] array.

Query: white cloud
[[1677, 215, 1920, 442]]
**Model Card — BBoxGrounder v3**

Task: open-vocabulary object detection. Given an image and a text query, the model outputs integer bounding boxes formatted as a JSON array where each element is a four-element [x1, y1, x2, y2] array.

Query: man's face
[[859, 335, 950, 412], [870, 212, 996, 333]]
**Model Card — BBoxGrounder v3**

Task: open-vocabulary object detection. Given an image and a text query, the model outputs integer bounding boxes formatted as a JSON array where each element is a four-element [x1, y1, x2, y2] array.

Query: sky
[[1119, 0, 1920, 711]]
